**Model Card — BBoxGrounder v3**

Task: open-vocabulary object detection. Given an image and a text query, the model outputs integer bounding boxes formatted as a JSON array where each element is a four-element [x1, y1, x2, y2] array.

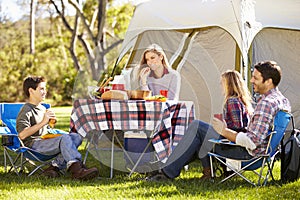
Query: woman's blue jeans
[[162, 120, 219, 178]]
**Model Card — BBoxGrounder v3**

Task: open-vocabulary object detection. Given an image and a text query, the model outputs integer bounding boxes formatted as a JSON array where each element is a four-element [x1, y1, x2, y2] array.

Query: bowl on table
[[127, 90, 152, 100]]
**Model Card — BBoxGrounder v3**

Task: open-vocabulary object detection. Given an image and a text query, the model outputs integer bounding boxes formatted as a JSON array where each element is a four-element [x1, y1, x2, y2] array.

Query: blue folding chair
[[208, 110, 292, 186], [0, 102, 59, 176]]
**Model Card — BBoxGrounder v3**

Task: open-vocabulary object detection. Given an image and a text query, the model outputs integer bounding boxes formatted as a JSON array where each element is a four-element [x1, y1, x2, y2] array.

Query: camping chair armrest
[[255, 153, 270, 157], [266, 130, 276, 137], [208, 138, 240, 146], [17, 137, 25, 147], [0, 126, 12, 135]]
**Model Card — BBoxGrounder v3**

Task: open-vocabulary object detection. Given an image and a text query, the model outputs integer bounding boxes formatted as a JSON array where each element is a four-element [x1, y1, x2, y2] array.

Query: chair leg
[[209, 155, 215, 180], [110, 131, 115, 179], [4, 149, 7, 172], [213, 155, 257, 186], [261, 158, 277, 186], [27, 163, 47, 177], [4, 148, 22, 176]]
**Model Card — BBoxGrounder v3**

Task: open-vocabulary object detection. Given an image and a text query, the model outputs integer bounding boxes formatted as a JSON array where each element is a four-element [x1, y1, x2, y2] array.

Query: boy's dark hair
[[23, 76, 46, 98], [254, 61, 282, 87]]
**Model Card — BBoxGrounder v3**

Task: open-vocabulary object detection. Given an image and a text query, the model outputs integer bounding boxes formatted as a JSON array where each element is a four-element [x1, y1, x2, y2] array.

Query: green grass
[[0, 106, 300, 199]]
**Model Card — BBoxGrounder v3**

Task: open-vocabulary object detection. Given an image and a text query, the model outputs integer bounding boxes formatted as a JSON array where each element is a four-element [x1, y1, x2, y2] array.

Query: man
[[17, 76, 99, 180], [147, 61, 291, 181]]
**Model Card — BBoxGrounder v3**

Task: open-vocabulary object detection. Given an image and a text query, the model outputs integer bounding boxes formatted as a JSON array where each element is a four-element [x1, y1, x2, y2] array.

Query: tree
[[30, 0, 36, 54], [0, 0, 10, 23], [49, 0, 134, 81], [0, 0, 134, 104]]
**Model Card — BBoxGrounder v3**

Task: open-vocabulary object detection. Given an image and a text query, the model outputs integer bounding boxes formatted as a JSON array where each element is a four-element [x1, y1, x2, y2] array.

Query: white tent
[[117, 0, 300, 126]]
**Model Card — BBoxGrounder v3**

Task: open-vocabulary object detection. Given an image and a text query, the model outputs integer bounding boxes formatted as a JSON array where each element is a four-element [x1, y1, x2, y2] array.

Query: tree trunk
[[50, 0, 123, 81], [30, 0, 36, 54]]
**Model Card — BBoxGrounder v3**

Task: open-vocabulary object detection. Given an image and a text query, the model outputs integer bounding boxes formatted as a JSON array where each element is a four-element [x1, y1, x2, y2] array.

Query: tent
[[117, 0, 300, 127]]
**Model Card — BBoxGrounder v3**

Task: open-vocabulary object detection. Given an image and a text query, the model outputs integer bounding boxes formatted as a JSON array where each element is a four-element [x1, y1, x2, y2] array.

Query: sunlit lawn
[[0, 106, 299, 199]]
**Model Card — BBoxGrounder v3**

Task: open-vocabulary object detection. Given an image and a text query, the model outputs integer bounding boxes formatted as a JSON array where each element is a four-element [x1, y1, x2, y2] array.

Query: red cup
[[160, 90, 168, 98], [214, 113, 223, 121], [112, 84, 125, 91]]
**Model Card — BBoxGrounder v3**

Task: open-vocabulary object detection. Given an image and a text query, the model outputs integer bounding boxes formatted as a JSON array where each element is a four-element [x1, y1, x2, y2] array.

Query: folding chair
[[208, 110, 291, 186], [0, 102, 59, 176]]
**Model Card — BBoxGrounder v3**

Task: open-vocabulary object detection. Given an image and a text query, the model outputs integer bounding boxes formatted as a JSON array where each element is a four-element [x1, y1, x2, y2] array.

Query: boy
[[17, 76, 99, 180]]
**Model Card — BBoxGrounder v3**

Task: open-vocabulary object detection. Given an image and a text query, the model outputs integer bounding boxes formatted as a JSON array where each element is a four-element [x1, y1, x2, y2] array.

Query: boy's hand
[[44, 110, 56, 125]]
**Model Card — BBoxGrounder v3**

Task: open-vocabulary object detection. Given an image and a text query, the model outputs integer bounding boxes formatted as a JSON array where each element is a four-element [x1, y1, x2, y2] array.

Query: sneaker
[[42, 165, 60, 178]]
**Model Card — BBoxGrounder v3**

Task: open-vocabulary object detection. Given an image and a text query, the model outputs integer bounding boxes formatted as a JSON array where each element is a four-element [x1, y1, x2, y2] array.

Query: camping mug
[[160, 90, 168, 98]]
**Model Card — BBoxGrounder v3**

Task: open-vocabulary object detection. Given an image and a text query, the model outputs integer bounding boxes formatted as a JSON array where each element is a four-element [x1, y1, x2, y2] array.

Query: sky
[[0, 0, 148, 22], [1, 0, 24, 21]]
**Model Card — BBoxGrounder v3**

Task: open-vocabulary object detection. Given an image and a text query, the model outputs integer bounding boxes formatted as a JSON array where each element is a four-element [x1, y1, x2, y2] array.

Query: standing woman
[[138, 43, 181, 100]]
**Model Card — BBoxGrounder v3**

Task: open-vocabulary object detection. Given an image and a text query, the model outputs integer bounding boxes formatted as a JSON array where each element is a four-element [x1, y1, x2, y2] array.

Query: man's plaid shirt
[[246, 87, 291, 156]]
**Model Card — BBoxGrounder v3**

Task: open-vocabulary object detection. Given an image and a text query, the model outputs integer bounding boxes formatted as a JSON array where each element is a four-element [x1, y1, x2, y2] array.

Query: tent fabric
[[119, 0, 244, 61], [118, 0, 300, 126], [251, 28, 300, 126]]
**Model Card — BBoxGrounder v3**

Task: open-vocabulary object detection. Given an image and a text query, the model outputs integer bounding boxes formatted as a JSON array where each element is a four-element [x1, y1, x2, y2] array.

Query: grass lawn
[[0, 106, 300, 199]]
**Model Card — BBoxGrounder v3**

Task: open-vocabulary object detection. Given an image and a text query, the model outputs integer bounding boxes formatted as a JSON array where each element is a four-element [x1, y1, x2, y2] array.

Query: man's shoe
[[42, 165, 60, 178], [199, 167, 212, 181]]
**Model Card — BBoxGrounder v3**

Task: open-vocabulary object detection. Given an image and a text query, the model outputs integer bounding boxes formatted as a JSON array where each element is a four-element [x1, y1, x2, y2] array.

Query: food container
[[112, 84, 125, 91], [127, 90, 152, 100]]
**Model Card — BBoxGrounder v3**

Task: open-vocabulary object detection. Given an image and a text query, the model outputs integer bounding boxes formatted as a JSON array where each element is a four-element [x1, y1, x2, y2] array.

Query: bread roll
[[101, 90, 129, 100]]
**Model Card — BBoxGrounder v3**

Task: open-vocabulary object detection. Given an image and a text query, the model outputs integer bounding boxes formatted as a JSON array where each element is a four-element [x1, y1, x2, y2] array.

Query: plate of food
[[144, 95, 167, 102]]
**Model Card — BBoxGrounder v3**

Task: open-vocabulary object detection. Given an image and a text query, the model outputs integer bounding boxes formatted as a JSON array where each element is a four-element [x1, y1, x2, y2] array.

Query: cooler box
[[124, 131, 154, 167]]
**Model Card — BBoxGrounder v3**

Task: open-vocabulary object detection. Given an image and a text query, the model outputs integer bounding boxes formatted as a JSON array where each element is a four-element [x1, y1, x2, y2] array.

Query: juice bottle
[[48, 118, 57, 128]]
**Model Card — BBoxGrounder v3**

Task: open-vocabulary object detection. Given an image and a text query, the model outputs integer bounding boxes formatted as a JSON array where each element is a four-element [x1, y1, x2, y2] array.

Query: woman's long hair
[[137, 44, 171, 81], [222, 70, 254, 114]]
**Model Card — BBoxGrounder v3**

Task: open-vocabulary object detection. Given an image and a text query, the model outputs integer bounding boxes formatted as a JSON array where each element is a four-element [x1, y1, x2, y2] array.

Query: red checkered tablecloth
[[70, 99, 195, 162]]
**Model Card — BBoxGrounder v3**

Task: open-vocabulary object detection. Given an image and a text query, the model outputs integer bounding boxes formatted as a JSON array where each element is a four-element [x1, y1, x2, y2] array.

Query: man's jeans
[[31, 133, 82, 169], [162, 120, 251, 179]]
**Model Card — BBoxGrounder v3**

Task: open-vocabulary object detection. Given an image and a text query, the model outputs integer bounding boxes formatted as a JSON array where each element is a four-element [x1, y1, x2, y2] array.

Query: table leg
[[128, 137, 153, 176], [110, 131, 115, 179]]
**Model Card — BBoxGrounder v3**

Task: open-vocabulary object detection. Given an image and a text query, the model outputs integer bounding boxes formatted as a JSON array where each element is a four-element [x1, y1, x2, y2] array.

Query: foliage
[[0, 1, 134, 105], [0, 18, 76, 105], [106, 2, 134, 39]]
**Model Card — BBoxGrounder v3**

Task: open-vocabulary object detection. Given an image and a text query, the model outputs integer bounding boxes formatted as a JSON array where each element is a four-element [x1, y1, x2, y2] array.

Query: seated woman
[[137, 43, 181, 100], [221, 70, 253, 133], [146, 69, 254, 181]]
